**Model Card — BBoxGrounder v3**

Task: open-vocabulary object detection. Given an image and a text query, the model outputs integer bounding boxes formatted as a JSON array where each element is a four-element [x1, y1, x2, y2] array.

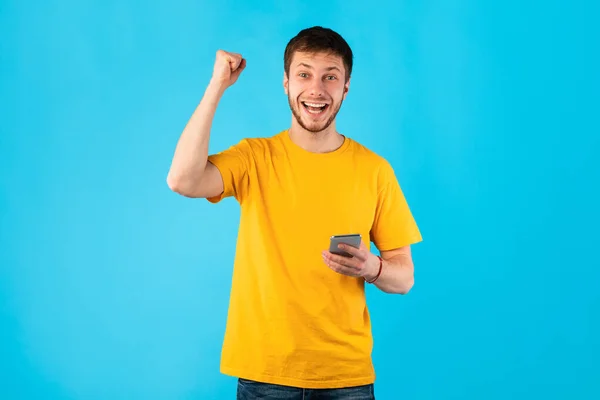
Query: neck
[[288, 120, 344, 153]]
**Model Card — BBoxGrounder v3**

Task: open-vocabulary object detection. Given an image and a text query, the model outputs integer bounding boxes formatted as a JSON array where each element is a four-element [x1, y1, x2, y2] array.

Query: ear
[[343, 78, 351, 100], [283, 72, 289, 95]]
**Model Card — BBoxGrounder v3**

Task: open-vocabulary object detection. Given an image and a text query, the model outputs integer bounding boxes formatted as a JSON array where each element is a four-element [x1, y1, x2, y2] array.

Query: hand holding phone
[[329, 234, 361, 257]]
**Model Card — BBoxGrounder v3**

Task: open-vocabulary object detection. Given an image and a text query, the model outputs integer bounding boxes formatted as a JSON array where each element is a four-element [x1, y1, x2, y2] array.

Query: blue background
[[1, 0, 599, 399]]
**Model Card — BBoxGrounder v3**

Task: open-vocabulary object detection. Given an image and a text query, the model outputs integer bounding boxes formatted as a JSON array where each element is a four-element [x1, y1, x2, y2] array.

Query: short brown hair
[[284, 26, 354, 82]]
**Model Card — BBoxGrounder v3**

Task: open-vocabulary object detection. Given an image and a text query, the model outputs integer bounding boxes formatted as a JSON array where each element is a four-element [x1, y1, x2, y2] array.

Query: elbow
[[399, 277, 415, 295], [395, 260, 415, 295], [387, 277, 414, 295], [166, 172, 183, 193], [166, 172, 198, 198]]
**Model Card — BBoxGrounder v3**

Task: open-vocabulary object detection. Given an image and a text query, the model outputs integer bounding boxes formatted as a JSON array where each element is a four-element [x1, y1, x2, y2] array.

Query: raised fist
[[211, 50, 246, 89]]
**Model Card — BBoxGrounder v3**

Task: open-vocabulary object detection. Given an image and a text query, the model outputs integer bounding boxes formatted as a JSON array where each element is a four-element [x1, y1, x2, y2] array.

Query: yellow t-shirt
[[206, 129, 422, 389]]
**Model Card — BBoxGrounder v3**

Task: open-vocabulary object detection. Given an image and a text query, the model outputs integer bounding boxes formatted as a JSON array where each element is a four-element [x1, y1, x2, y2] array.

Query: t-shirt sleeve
[[370, 160, 422, 251], [205, 139, 252, 204]]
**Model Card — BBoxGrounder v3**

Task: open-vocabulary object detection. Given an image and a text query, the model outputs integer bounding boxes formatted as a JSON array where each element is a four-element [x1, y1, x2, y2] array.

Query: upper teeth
[[304, 102, 326, 107]]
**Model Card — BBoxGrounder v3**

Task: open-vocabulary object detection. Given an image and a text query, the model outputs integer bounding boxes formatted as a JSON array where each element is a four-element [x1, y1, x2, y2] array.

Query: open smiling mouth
[[301, 101, 329, 116]]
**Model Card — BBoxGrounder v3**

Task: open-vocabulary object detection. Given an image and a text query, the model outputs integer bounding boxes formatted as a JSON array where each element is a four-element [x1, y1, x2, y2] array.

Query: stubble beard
[[288, 94, 343, 134]]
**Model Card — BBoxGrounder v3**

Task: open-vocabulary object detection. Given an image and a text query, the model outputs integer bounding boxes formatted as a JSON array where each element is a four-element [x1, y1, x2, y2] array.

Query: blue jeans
[[236, 378, 375, 399]]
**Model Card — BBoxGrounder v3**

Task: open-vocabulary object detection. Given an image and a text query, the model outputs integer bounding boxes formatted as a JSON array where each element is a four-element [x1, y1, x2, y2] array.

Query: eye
[[326, 75, 337, 81], [299, 72, 309, 78]]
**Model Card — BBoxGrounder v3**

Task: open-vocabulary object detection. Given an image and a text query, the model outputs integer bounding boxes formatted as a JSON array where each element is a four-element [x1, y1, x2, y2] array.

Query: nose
[[308, 78, 326, 97]]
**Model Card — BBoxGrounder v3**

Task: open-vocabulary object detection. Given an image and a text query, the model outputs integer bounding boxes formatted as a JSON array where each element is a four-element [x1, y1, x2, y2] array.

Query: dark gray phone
[[329, 234, 361, 257]]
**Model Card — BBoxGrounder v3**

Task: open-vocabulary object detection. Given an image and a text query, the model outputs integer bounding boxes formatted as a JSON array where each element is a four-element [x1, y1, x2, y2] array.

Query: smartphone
[[329, 234, 361, 257]]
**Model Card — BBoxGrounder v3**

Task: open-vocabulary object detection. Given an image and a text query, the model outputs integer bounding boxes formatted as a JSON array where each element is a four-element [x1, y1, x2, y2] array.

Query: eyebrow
[[296, 63, 342, 73]]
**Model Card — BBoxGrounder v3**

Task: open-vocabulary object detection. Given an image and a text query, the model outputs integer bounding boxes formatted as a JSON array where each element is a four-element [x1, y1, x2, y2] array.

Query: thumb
[[228, 55, 243, 71], [232, 58, 246, 77]]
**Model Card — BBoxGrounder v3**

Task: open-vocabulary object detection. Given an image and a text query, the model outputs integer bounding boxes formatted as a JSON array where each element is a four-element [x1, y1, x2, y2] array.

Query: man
[[167, 26, 422, 400]]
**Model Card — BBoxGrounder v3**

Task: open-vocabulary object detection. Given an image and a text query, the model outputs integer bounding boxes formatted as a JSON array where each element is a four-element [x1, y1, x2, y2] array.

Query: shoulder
[[346, 137, 395, 176], [345, 137, 401, 191], [221, 131, 286, 160], [234, 131, 286, 153]]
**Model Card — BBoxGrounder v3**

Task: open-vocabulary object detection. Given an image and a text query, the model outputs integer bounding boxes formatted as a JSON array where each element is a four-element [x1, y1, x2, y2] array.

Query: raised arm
[[167, 50, 246, 198]]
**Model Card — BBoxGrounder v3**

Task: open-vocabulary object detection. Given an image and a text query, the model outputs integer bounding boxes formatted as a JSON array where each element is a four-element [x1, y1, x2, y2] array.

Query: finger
[[227, 54, 243, 71], [322, 254, 360, 276], [235, 58, 246, 73], [337, 244, 366, 260], [229, 59, 246, 82], [322, 251, 361, 270], [216, 49, 233, 63]]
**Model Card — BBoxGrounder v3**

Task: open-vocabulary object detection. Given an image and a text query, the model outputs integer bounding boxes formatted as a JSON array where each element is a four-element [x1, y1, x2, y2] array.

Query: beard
[[288, 93, 343, 133]]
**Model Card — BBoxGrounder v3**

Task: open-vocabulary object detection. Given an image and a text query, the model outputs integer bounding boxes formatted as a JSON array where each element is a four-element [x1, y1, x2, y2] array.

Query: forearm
[[370, 254, 414, 294], [167, 80, 226, 191]]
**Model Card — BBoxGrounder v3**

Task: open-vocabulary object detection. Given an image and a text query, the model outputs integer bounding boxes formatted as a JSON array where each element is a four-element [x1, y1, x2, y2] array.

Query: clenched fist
[[211, 50, 246, 89]]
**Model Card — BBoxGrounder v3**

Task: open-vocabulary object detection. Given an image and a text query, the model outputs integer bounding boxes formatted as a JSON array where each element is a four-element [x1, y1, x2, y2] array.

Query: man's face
[[284, 51, 350, 133]]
